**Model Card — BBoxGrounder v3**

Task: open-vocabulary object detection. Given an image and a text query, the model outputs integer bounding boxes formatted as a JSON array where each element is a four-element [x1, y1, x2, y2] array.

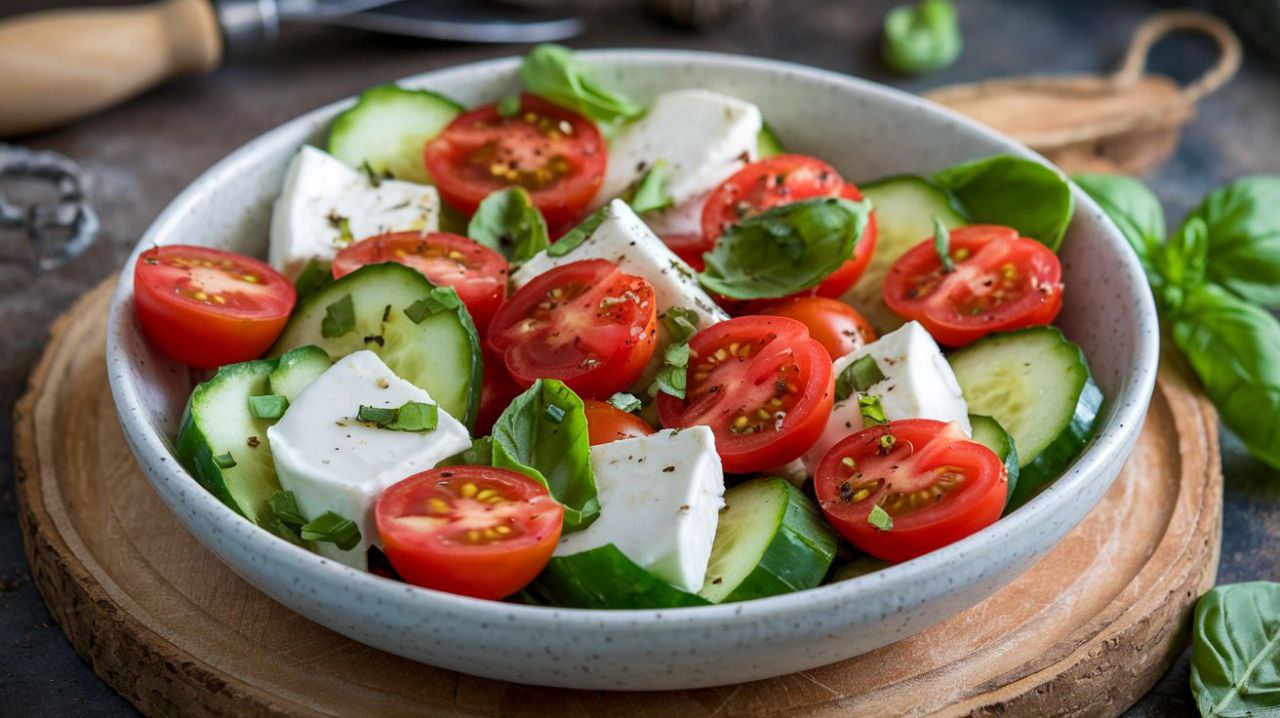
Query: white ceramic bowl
[[106, 51, 1159, 690]]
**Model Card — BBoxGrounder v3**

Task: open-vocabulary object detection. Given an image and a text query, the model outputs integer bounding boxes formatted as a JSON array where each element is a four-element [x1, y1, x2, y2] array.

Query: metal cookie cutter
[[0, 143, 99, 270]]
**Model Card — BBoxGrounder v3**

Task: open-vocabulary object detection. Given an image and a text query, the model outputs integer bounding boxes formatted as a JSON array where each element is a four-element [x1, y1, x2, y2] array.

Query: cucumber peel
[[327, 84, 463, 184], [969, 413, 1020, 505]]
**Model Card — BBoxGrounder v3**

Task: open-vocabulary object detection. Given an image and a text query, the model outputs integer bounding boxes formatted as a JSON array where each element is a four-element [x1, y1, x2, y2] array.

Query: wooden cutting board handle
[[0, 0, 222, 138]]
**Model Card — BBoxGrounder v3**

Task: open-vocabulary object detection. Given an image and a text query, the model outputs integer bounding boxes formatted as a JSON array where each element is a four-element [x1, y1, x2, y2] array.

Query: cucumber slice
[[832, 554, 892, 581], [698, 478, 836, 603], [268, 263, 482, 429], [175, 360, 295, 539], [948, 327, 1103, 508], [268, 345, 332, 403], [969, 414, 1020, 504], [522, 544, 710, 609], [757, 123, 785, 158], [327, 84, 463, 184], [846, 175, 968, 331]]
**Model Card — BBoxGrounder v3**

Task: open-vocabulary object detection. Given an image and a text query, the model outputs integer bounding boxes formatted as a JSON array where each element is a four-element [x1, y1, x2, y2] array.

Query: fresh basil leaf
[[491, 379, 599, 531], [300, 511, 362, 551], [1072, 173, 1165, 281], [321, 294, 355, 338], [699, 197, 872, 299], [1172, 284, 1280, 468], [882, 0, 962, 75], [1154, 215, 1209, 311], [859, 395, 887, 425], [867, 504, 894, 531], [1190, 581, 1280, 717], [547, 204, 610, 258], [518, 44, 644, 123], [467, 187, 550, 264], [440, 436, 494, 467], [661, 306, 701, 344], [387, 401, 438, 432], [404, 286, 463, 324], [357, 404, 398, 424], [268, 490, 306, 530], [607, 392, 642, 413], [933, 216, 955, 273], [293, 259, 333, 304], [248, 394, 288, 420], [1184, 176, 1280, 307], [835, 355, 886, 402], [934, 155, 1074, 250], [625, 161, 673, 214]]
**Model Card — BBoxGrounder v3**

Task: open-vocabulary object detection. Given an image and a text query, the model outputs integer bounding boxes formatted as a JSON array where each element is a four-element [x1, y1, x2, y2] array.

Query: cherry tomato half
[[657, 316, 834, 473], [375, 466, 564, 599], [699, 155, 878, 298], [814, 419, 1007, 563], [754, 296, 877, 359], [882, 225, 1063, 347], [476, 346, 524, 437], [424, 94, 606, 228], [133, 245, 295, 369], [583, 399, 655, 445], [487, 259, 658, 399], [332, 231, 509, 332]]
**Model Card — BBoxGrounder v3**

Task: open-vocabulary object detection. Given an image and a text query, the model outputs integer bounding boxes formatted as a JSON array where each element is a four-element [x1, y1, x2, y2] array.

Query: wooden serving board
[[15, 279, 1222, 718]]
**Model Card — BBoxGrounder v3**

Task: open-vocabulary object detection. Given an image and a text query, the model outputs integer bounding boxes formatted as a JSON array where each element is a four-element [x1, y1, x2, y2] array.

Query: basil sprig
[[1190, 582, 1280, 716], [882, 0, 962, 75], [698, 197, 872, 300], [1076, 173, 1280, 470], [935, 155, 1074, 250], [518, 44, 644, 123], [467, 187, 550, 264]]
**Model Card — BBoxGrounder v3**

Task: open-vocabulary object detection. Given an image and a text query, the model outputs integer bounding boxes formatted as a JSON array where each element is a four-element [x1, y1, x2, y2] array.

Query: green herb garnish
[[404, 286, 462, 324], [548, 204, 610, 258], [933, 216, 955, 273], [835, 354, 887, 402], [321, 294, 355, 338], [300, 511, 362, 551], [357, 405, 399, 425], [518, 44, 643, 123], [867, 504, 894, 531], [468, 186, 549, 264], [625, 161, 673, 215], [358, 401, 439, 432], [269, 490, 306, 530], [213, 452, 236, 469], [607, 392, 642, 413], [858, 395, 887, 425]]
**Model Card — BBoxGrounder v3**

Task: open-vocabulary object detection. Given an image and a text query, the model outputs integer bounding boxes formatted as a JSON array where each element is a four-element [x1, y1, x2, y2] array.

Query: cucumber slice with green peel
[[756, 123, 785, 158], [522, 544, 710, 609], [832, 554, 892, 582], [948, 327, 1103, 509], [698, 478, 836, 603], [268, 263, 483, 430], [176, 360, 297, 541], [327, 84, 463, 184], [969, 414, 1020, 504], [846, 175, 969, 331], [268, 345, 332, 403]]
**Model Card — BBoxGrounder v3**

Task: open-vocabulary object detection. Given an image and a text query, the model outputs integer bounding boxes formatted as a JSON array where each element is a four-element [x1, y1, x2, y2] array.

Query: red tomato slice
[[476, 346, 524, 437], [699, 156, 878, 299], [332, 231, 509, 332], [133, 245, 294, 369], [656, 316, 834, 473], [487, 259, 658, 399], [424, 94, 606, 228], [582, 399, 655, 445], [375, 466, 563, 599], [754, 296, 877, 359], [882, 225, 1063, 347], [814, 419, 1007, 563]]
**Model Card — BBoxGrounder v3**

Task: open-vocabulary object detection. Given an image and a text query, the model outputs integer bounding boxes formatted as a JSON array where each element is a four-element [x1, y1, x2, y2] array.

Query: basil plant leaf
[[882, 0, 962, 75], [1172, 284, 1280, 469], [491, 379, 600, 531], [1190, 581, 1280, 717], [1072, 172, 1165, 283], [1184, 175, 1280, 308], [625, 161, 673, 214], [1153, 215, 1209, 311], [519, 44, 644, 123], [468, 187, 550, 264], [699, 197, 872, 300], [934, 155, 1074, 250]]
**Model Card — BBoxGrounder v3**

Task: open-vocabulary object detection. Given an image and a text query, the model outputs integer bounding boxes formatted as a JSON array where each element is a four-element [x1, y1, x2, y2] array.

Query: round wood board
[[15, 279, 1222, 718]]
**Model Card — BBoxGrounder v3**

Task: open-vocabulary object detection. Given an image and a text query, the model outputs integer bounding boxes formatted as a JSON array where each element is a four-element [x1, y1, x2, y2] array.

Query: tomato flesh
[[657, 316, 833, 473], [332, 231, 509, 332], [133, 245, 294, 369], [375, 466, 564, 599], [487, 259, 658, 399], [583, 400, 655, 445], [424, 94, 606, 228], [814, 419, 1007, 563], [476, 346, 524, 437], [754, 296, 876, 359], [883, 225, 1063, 347]]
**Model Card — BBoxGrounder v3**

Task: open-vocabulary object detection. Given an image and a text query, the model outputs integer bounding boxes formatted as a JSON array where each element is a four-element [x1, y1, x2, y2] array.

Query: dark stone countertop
[[1, 0, 1277, 714]]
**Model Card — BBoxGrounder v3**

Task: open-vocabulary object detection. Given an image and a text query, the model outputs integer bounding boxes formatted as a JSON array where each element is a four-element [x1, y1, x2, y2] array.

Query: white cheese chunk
[[800, 321, 970, 473], [641, 189, 710, 238], [597, 89, 761, 208], [267, 350, 470, 570], [269, 146, 440, 279], [554, 427, 725, 592]]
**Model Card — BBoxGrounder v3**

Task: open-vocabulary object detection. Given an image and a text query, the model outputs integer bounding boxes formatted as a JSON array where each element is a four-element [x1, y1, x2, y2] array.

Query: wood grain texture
[[14, 279, 1221, 718]]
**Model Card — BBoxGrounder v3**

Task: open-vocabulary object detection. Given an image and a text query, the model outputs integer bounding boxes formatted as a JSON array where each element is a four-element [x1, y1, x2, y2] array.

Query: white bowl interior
[[106, 51, 1159, 690]]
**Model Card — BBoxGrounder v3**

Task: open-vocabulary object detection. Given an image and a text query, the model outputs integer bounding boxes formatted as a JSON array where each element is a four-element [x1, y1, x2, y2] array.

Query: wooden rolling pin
[[0, 0, 223, 137]]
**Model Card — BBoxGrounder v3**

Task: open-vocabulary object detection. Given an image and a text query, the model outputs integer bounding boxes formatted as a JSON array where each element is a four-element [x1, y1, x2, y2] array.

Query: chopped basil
[[268, 490, 306, 530], [661, 307, 700, 344], [607, 392, 642, 413], [212, 452, 236, 469], [358, 401, 439, 432], [320, 294, 355, 338], [300, 511, 362, 551], [359, 160, 391, 187], [544, 404, 567, 424], [404, 286, 463, 324], [933, 216, 956, 273], [518, 44, 643, 123], [467, 187, 549, 264], [358, 404, 399, 424], [625, 161, 673, 214], [859, 395, 887, 424], [293, 259, 333, 303], [497, 94, 521, 117], [835, 355, 886, 402], [868, 504, 894, 531], [248, 394, 288, 420], [547, 205, 610, 257], [336, 217, 354, 245], [648, 337, 693, 400]]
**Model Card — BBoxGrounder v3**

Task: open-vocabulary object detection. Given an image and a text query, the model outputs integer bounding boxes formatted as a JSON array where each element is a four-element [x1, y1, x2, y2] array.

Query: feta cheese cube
[[269, 146, 440, 279], [554, 427, 725, 592], [267, 350, 470, 569]]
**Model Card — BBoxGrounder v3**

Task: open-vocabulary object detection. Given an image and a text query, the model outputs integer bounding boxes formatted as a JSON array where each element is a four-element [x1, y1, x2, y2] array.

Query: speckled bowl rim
[[107, 50, 1159, 630]]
